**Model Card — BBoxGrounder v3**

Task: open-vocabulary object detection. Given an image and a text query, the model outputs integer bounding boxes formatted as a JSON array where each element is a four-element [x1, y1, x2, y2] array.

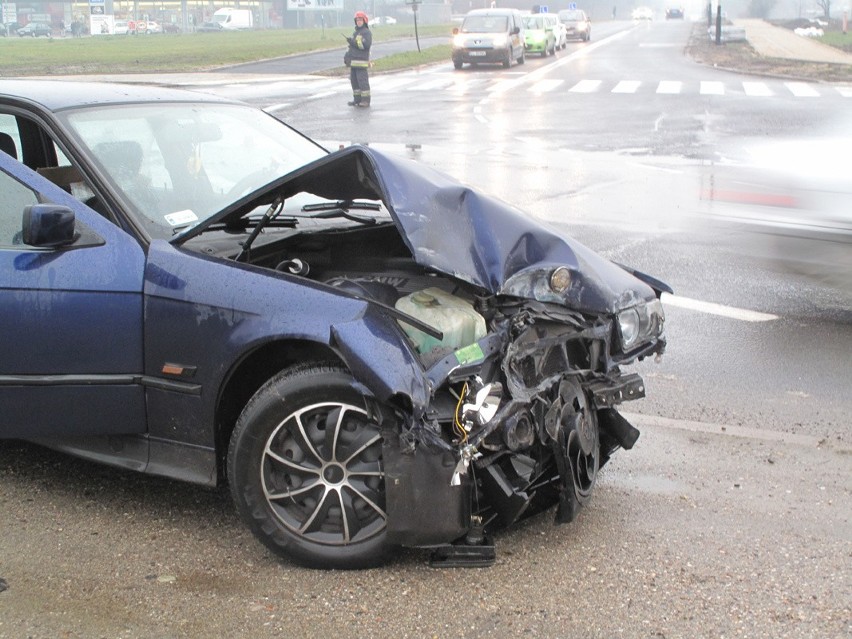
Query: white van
[[452, 8, 526, 69], [211, 8, 253, 30]]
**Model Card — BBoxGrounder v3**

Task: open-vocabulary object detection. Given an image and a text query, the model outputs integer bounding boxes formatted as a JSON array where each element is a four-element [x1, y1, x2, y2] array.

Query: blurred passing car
[[558, 8, 591, 41], [0, 80, 668, 569], [17, 21, 52, 37], [665, 7, 685, 19], [698, 135, 852, 294], [522, 13, 556, 57]]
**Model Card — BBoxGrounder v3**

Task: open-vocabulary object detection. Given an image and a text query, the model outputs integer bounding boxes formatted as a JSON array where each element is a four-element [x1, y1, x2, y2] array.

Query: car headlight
[[453, 34, 467, 47], [617, 299, 665, 350]]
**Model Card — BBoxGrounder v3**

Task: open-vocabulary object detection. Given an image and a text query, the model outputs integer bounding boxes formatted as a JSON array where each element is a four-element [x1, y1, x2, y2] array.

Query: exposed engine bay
[[214, 213, 664, 565]]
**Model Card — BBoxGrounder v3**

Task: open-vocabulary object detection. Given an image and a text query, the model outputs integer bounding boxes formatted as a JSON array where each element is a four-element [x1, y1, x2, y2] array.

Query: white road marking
[[612, 80, 641, 93], [784, 81, 820, 97], [700, 81, 725, 95], [661, 292, 778, 322], [569, 79, 602, 93], [529, 79, 564, 93], [656, 81, 682, 94]]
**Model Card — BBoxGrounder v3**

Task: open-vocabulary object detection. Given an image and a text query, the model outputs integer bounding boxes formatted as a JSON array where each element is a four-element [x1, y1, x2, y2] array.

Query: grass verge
[[0, 24, 452, 76]]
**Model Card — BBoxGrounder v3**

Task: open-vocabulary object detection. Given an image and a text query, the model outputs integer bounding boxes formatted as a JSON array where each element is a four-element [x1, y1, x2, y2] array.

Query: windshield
[[461, 16, 508, 33], [559, 10, 585, 21], [523, 16, 547, 30], [61, 102, 327, 240]]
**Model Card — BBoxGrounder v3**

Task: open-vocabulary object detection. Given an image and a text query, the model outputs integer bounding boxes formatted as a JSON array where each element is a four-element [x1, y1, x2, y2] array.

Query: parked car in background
[[558, 9, 591, 41], [113, 20, 131, 35], [17, 21, 52, 37], [142, 20, 162, 33], [0, 79, 668, 569], [452, 8, 526, 69], [665, 7, 685, 19], [547, 13, 568, 49], [373, 16, 398, 25], [162, 21, 181, 33], [632, 6, 654, 20], [197, 20, 224, 32], [522, 13, 557, 57]]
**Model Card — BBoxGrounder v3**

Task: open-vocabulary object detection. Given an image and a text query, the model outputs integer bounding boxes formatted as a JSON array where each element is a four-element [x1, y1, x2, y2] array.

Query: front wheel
[[453, 59, 463, 70], [228, 363, 389, 569]]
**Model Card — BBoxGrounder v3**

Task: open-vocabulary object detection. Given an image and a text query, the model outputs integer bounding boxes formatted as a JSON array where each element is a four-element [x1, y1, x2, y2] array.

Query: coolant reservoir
[[395, 287, 486, 356]]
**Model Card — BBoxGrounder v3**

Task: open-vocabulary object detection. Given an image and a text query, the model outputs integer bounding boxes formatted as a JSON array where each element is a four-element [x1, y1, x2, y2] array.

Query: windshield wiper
[[301, 199, 381, 225]]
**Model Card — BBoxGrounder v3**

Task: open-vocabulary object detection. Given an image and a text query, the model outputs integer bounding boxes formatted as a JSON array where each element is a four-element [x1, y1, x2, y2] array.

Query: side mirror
[[22, 204, 77, 248], [511, 25, 520, 34]]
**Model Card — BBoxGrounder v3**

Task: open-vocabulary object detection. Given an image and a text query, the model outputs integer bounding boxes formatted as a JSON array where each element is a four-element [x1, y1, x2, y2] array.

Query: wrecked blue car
[[0, 81, 668, 568]]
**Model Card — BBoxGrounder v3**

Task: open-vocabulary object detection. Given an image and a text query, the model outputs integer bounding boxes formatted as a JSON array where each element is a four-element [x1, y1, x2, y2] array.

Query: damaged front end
[[381, 284, 666, 565], [181, 144, 669, 567]]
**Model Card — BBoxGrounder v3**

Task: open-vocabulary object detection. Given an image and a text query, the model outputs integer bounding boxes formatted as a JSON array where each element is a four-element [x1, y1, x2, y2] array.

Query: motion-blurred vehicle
[[558, 8, 591, 41], [698, 135, 852, 294], [665, 7, 684, 19], [2, 22, 22, 36], [0, 79, 668, 569], [522, 13, 557, 57], [632, 6, 654, 20], [17, 21, 52, 37], [197, 20, 224, 32], [452, 8, 526, 69]]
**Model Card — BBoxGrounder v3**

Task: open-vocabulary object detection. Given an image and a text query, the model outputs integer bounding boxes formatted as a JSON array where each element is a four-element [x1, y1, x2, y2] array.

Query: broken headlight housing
[[617, 298, 665, 350]]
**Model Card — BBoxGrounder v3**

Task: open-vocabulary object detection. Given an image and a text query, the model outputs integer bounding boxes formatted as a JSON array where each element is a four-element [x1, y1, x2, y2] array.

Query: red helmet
[[354, 11, 368, 24]]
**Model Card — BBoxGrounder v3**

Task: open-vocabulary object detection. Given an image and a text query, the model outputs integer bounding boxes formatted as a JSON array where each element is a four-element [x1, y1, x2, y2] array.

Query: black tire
[[228, 363, 389, 569], [518, 51, 525, 65], [453, 59, 463, 70], [503, 53, 511, 68]]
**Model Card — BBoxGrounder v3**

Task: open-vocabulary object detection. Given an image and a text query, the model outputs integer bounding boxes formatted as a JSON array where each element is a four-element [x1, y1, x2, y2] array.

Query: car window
[[0, 168, 39, 247], [523, 16, 547, 29], [60, 102, 326, 238], [461, 16, 509, 33]]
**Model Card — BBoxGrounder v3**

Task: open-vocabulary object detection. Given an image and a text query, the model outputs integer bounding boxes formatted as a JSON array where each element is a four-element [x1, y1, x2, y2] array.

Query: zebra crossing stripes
[[784, 82, 820, 97], [569, 80, 602, 93], [320, 75, 849, 99], [612, 80, 642, 93], [656, 81, 683, 94]]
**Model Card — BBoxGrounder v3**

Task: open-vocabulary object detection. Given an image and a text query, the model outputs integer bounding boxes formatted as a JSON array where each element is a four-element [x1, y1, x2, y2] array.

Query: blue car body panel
[[0, 152, 146, 437]]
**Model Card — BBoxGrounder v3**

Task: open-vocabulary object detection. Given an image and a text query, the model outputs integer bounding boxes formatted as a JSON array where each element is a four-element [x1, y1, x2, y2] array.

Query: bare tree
[[815, 0, 831, 18]]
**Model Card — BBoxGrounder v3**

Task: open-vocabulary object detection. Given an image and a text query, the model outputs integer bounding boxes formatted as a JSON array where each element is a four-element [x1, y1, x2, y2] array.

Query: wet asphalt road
[[0, 418, 849, 638], [2, 23, 851, 639]]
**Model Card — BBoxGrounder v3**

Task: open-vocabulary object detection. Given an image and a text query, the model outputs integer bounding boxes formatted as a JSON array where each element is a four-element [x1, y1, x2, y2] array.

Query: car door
[[0, 151, 147, 438]]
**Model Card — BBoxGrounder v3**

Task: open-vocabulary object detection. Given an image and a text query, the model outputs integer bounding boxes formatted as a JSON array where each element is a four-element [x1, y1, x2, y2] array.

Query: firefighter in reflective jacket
[[346, 12, 372, 107]]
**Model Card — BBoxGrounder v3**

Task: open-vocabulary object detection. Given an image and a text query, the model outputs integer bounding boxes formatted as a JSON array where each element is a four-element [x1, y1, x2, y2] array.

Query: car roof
[[466, 8, 519, 15], [0, 79, 236, 113]]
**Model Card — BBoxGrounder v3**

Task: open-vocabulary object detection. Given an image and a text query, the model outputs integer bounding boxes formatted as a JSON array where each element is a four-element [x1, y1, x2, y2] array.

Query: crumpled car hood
[[180, 145, 666, 314]]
